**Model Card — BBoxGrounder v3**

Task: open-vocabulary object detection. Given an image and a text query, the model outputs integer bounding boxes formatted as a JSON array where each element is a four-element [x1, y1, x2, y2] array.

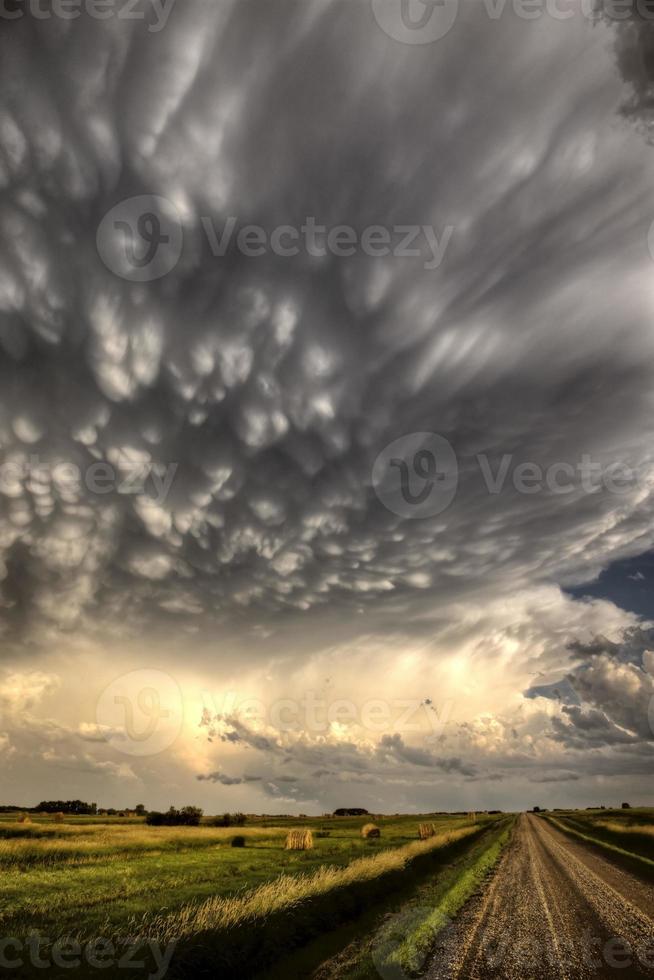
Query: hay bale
[[285, 828, 313, 850], [361, 823, 381, 839], [53, 812, 65, 823], [418, 822, 436, 840], [231, 835, 246, 848], [17, 812, 31, 825]]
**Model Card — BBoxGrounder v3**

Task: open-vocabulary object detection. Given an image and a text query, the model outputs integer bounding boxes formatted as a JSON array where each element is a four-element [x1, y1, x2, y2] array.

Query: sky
[[1, 0, 654, 814]]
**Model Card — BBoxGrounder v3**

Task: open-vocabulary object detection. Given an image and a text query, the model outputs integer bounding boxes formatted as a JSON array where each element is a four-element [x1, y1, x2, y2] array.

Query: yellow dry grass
[[595, 820, 654, 837], [0, 822, 288, 867], [147, 824, 479, 943]]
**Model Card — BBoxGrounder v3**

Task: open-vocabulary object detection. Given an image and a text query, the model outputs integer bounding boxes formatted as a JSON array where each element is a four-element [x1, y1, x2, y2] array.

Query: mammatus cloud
[[1, 2, 654, 809]]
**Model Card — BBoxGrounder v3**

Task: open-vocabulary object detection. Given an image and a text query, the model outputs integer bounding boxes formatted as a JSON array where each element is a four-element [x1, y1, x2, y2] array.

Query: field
[[542, 807, 654, 869], [0, 811, 509, 978]]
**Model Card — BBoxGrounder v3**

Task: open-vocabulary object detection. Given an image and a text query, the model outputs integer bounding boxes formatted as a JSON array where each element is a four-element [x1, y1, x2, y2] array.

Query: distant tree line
[[146, 806, 203, 826], [36, 800, 97, 814], [210, 812, 246, 827]]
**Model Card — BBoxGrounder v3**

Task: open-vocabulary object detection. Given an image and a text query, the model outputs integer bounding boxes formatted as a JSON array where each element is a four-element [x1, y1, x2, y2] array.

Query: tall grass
[[0, 824, 287, 867], [137, 824, 481, 977]]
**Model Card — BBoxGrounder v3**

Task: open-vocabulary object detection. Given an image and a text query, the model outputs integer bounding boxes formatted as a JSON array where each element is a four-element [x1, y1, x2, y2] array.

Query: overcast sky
[[1, 1, 654, 813]]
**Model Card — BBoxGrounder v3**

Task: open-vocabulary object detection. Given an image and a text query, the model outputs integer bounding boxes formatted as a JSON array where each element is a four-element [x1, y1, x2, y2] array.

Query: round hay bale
[[361, 823, 381, 839], [285, 828, 314, 850], [53, 812, 65, 823]]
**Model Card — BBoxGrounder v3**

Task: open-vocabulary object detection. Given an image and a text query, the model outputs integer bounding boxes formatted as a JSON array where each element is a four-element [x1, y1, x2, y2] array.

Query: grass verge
[[542, 814, 654, 880], [381, 817, 513, 977], [315, 816, 513, 979]]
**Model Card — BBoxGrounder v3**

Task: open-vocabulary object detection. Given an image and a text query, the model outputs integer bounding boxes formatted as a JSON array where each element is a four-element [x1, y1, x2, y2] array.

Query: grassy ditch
[[311, 815, 514, 979]]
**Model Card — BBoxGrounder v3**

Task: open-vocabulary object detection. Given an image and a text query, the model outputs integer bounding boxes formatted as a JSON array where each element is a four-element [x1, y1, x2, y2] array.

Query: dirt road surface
[[426, 813, 654, 979]]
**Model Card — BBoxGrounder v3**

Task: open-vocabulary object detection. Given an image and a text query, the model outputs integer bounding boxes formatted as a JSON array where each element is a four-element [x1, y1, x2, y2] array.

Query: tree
[[146, 806, 203, 826], [135, 804, 146, 816]]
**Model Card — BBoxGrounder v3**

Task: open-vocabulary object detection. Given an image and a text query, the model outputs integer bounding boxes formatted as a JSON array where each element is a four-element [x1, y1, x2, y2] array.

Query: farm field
[[0, 811, 505, 978], [0, 811, 484, 933], [542, 807, 654, 868]]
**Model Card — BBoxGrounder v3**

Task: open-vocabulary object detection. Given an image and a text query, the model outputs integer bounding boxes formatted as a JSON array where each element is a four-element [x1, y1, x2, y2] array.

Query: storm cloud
[[1, 1, 654, 811]]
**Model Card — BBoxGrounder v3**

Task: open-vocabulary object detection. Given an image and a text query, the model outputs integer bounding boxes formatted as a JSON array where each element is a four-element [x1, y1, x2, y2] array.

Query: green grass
[[310, 815, 514, 979], [0, 812, 491, 940], [152, 822, 491, 978], [541, 808, 654, 876]]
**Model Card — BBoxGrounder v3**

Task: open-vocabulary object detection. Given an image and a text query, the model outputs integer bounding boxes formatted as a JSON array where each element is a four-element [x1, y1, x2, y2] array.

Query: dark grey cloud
[[2, 1, 654, 664], [3, 2, 654, 811], [196, 771, 262, 785], [377, 733, 477, 777]]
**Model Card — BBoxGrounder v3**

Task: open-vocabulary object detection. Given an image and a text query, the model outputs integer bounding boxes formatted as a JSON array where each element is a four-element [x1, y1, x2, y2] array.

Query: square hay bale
[[361, 823, 381, 839], [418, 822, 436, 840], [285, 828, 313, 850]]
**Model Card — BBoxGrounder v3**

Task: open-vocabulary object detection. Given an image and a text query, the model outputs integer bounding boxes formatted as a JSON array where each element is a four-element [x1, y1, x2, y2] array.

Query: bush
[[211, 812, 247, 827], [231, 836, 246, 848], [361, 823, 381, 839], [285, 829, 313, 850], [146, 806, 203, 827]]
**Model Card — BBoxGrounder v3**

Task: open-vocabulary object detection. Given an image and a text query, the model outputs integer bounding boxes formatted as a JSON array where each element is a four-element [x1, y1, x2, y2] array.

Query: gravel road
[[426, 813, 654, 979]]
